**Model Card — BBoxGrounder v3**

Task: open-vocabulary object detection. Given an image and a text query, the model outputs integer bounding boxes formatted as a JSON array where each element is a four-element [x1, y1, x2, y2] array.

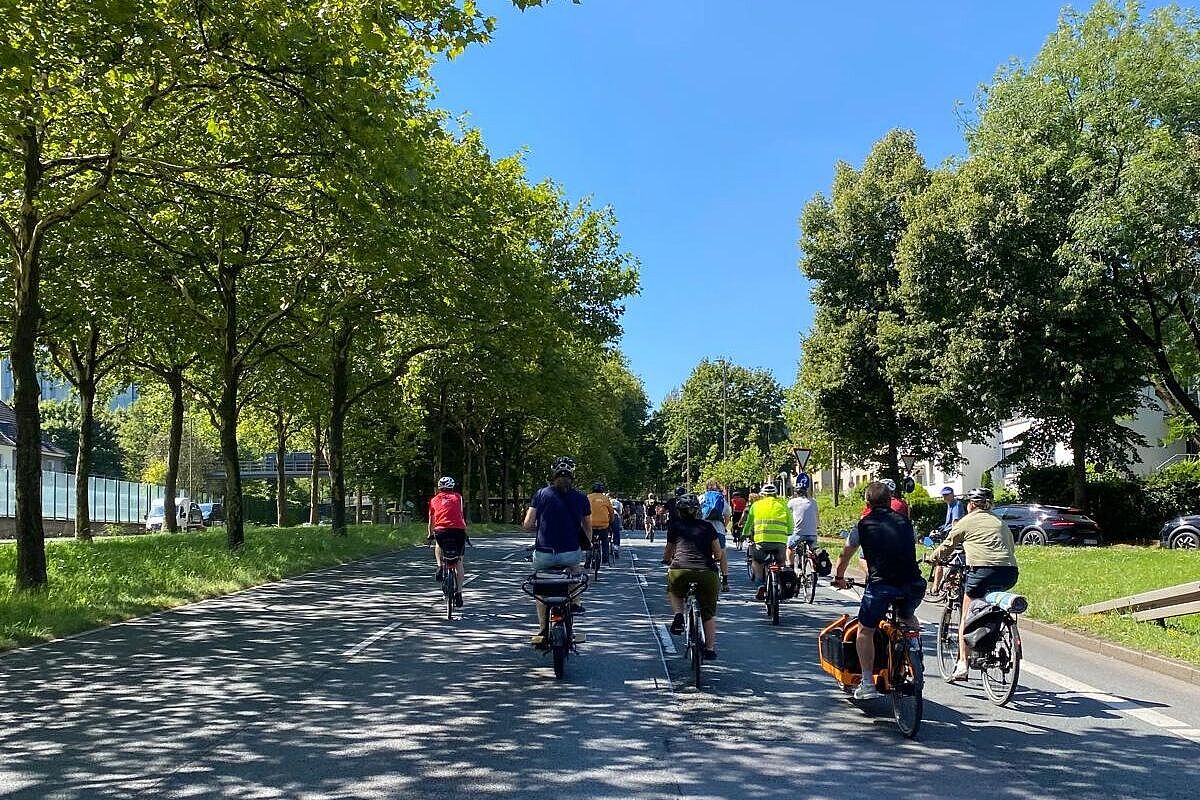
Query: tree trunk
[[309, 418, 322, 525], [74, 377, 96, 541], [275, 405, 288, 527], [327, 322, 351, 537], [460, 426, 473, 525], [164, 369, 184, 532], [12, 148, 47, 587], [219, 263, 244, 549], [371, 491, 382, 524], [1070, 425, 1089, 512], [12, 257, 46, 588], [478, 433, 492, 524]]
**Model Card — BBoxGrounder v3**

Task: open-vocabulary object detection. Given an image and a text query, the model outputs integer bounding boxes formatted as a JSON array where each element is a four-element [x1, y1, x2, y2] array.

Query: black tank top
[[857, 508, 921, 586]]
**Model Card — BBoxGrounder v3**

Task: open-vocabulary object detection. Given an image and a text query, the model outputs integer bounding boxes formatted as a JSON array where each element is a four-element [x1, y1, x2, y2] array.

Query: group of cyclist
[[426, 455, 1020, 681]]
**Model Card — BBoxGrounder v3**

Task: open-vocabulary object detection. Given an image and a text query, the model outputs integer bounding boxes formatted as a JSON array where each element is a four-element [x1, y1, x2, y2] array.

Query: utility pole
[[832, 438, 840, 507], [721, 359, 728, 461], [685, 413, 691, 488]]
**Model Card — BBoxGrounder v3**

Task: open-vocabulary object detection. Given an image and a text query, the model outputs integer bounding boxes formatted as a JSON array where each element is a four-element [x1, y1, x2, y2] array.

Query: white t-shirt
[[787, 496, 818, 542]]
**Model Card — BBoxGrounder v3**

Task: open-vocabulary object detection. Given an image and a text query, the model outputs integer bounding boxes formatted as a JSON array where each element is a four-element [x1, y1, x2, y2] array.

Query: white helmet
[[437, 476, 456, 491], [760, 483, 778, 496]]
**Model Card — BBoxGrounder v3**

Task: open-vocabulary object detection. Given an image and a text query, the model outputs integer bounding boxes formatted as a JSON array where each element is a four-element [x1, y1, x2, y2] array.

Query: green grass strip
[[0, 522, 516, 652], [1012, 544, 1200, 666]]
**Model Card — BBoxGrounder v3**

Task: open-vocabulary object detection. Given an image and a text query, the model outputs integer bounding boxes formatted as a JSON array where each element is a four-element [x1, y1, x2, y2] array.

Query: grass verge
[[0, 522, 514, 652], [1012, 544, 1200, 667]]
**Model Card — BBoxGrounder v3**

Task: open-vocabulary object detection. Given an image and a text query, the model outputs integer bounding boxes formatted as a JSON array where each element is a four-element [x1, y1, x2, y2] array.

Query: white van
[[145, 497, 205, 532]]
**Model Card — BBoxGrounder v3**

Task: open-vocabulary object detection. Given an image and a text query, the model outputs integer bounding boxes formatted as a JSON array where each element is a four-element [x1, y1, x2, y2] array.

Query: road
[[1, 532, 1197, 799]]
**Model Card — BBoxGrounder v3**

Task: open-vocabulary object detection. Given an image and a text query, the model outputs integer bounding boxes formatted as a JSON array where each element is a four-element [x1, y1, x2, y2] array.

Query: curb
[[1018, 616, 1200, 687]]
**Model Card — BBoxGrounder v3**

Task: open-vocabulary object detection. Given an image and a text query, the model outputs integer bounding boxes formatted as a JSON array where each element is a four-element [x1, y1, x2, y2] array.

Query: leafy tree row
[[796, 1, 1200, 511]]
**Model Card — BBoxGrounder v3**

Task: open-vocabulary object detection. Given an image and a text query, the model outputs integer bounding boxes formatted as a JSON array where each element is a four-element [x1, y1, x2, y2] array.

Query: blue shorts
[[532, 549, 583, 572], [858, 579, 926, 628], [963, 566, 1018, 600]]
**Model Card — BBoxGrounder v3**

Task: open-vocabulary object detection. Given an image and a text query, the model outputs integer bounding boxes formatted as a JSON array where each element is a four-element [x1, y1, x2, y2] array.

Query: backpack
[[814, 548, 833, 577], [588, 493, 612, 528], [701, 490, 725, 521]]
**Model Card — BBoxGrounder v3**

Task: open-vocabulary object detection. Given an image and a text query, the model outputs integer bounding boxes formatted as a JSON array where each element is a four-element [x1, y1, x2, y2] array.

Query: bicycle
[[792, 539, 819, 604], [826, 578, 924, 738], [763, 552, 784, 625], [585, 533, 604, 581], [440, 550, 463, 620], [681, 579, 706, 687], [521, 566, 590, 680]]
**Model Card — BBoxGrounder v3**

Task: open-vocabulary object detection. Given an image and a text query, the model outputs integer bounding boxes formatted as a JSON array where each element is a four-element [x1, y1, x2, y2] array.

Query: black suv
[[1158, 516, 1200, 549], [994, 504, 1103, 546]]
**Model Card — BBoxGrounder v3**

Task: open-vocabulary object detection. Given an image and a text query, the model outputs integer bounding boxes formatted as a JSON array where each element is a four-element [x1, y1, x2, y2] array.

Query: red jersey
[[429, 491, 466, 529], [730, 496, 747, 513]]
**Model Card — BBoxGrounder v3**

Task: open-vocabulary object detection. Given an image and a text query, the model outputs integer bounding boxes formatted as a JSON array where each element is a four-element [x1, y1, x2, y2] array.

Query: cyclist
[[729, 488, 748, 545], [786, 478, 819, 574], [928, 486, 968, 594], [522, 456, 593, 644], [664, 493, 722, 660], [587, 481, 616, 565], [860, 477, 910, 520], [609, 492, 624, 560], [744, 483, 792, 602], [832, 481, 925, 700], [664, 486, 686, 526], [700, 479, 733, 592], [928, 486, 1018, 682], [427, 476, 468, 608]]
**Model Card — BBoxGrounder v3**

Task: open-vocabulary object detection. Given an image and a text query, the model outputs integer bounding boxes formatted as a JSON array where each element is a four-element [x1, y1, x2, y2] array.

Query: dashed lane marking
[[655, 623, 678, 657], [340, 622, 400, 660]]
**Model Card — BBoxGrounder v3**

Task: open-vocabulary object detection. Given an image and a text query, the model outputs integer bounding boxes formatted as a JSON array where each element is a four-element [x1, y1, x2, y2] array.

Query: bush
[[1143, 459, 1200, 520], [909, 496, 944, 536], [1086, 472, 1158, 542], [908, 483, 930, 500], [1015, 465, 1073, 506], [814, 491, 862, 539]]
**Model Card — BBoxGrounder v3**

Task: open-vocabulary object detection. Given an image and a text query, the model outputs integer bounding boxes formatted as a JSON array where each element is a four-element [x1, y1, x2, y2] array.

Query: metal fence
[[0, 469, 166, 523]]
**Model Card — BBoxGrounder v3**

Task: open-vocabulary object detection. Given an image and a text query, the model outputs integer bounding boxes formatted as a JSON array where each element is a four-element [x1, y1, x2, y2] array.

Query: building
[[810, 389, 1184, 497], [0, 401, 70, 472], [0, 358, 138, 410]]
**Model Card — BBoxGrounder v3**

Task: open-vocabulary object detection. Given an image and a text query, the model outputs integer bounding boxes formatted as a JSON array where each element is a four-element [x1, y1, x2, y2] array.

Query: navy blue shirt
[[531, 485, 591, 553]]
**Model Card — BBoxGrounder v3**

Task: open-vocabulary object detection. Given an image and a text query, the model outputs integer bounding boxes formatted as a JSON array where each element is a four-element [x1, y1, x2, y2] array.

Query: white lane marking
[[630, 558, 674, 691], [656, 623, 678, 657], [637, 575, 648, 587], [340, 622, 400, 660], [1021, 662, 1200, 745], [826, 582, 1200, 747]]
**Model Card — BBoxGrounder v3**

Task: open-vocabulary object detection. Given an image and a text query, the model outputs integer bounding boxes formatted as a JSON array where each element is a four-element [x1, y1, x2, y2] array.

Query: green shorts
[[667, 568, 720, 621]]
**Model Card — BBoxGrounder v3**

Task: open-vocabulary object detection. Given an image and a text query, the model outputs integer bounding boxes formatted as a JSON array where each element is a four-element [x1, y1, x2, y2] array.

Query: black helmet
[[675, 493, 701, 515], [674, 486, 686, 496], [592, 481, 606, 492], [967, 487, 994, 504], [551, 456, 576, 477]]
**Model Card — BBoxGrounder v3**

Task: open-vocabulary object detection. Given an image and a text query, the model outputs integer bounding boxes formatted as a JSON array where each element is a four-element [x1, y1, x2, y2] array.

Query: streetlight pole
[[685, 413, 691, 488], [721, 359, 728, 461]]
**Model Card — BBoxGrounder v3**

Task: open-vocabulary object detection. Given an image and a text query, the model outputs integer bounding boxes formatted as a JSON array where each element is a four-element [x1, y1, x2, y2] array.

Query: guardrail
[[1155, 453, 1200, 471]]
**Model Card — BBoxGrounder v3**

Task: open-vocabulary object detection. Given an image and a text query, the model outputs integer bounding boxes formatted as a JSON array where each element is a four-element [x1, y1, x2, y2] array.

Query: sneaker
[[669, 614, 684, 635], [434, 568, 444, 582], [703, 648, 717, 661], [947, 660, 969, 682], [721, 577, 730, 593], [755, 586, 767, 602], [853, 682, 880, 701], [454, 591, 463, 608]]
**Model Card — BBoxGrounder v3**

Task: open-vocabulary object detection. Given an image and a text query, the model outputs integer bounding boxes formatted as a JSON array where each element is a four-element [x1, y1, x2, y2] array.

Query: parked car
[[145, 498, 205, 532], [1158, 515, 1200, 549], [198, 502, 224, 526], [994, 504, 1103, 546]]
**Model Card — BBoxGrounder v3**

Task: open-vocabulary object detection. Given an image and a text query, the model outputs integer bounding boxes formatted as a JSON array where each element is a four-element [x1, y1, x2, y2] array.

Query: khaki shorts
[[667, 568, 719, 621]]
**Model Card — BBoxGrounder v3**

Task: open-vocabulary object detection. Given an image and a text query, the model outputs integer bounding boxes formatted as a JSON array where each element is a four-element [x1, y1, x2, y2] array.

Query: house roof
[[0, 401, 70, 458]]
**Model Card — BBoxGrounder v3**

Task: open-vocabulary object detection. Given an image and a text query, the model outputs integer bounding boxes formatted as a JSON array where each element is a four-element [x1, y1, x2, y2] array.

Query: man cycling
[[427, 476, 468, 608], [786, 477, 819, 575], [833, 481, 925, 700], [744, 483, 792, 602], [522, 457, 592, 644], [928, 486, 967, 594], [928, 487, 1018, 682], [587, 481, 616, 565], [609, 492, 624, 560], [729, 489, 748, 546], [700, 479, 733, 592], [664, 493, 722, 661]]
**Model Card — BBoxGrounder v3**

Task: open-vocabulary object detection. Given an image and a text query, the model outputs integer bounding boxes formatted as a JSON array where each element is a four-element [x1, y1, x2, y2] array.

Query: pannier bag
[[779, 569, 798, 599], [962, 599, 1005, 654], [814, 548, 833, 577]]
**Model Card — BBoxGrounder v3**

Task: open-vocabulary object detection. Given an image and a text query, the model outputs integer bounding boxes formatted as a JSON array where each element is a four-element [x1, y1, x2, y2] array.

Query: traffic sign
[[794, 448, 812, 470], [900, 453, 918, 473]]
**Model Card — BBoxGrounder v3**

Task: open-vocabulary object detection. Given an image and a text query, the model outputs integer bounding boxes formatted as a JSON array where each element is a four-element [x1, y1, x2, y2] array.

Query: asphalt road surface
[[1, 533, 1197, 799]]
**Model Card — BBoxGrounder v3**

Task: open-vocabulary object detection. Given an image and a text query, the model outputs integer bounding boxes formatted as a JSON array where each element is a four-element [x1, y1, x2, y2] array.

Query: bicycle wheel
[[803, 558, 817, 604], [551, 622, 567, 679], [689, 604, 703, 687], [445, 575, 454, 620], [936, 607, 958, 679], [767, 573, 780, 625], [981, 618, 1021, 706], [891, 644, 923, 739]]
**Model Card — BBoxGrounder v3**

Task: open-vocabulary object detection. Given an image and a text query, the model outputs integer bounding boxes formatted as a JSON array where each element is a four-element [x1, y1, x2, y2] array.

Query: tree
[[40, 399, 122, 479], [797, 130, 960, 481]]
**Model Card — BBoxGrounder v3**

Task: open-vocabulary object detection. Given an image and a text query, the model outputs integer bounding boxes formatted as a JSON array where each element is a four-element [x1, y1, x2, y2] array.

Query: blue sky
[[432, 1, 1101, 406]]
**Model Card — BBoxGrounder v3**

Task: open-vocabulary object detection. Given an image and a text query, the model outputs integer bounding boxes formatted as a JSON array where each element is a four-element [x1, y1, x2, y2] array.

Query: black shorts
[[963, 566, 1018, 600], [433, 528, 466, 559]]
